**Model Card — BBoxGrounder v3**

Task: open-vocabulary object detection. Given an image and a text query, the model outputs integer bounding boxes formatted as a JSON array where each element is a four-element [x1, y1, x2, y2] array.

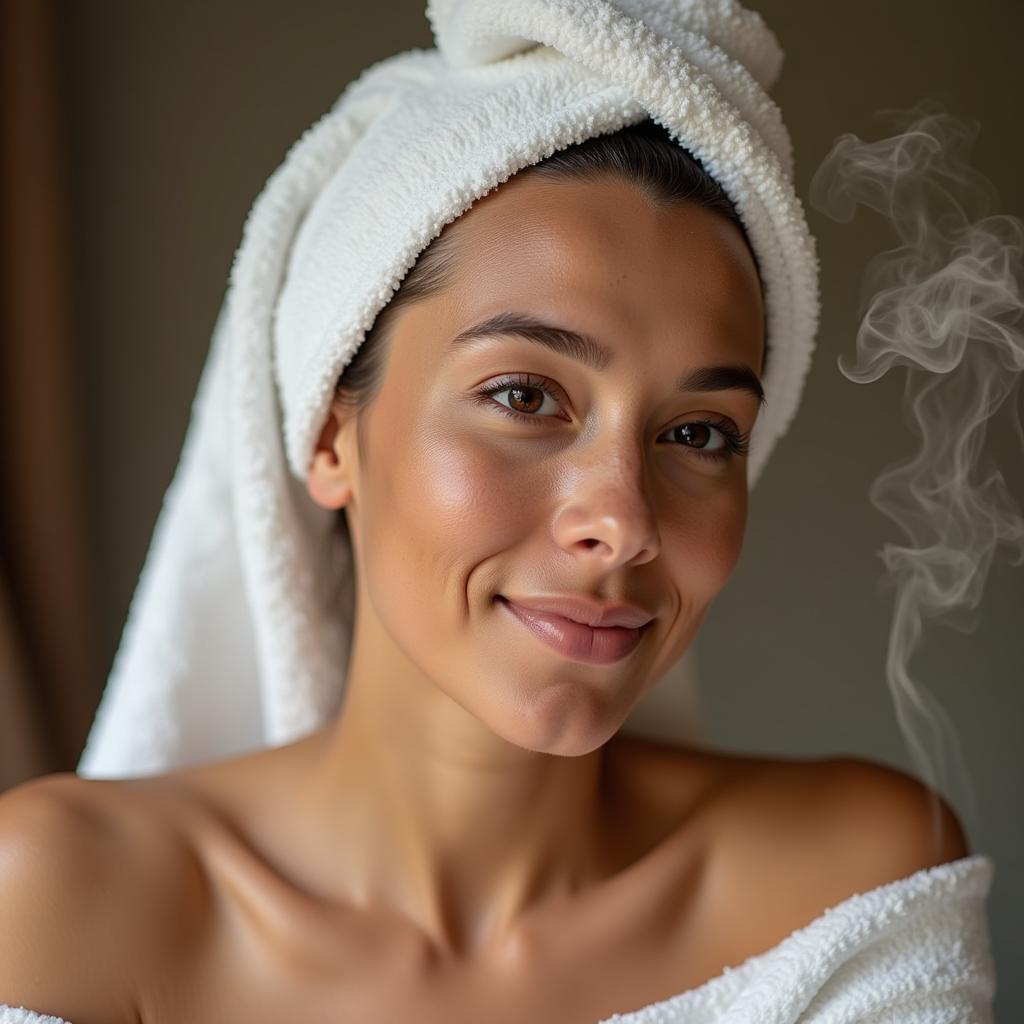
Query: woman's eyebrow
[[448, 311, 766, 405]]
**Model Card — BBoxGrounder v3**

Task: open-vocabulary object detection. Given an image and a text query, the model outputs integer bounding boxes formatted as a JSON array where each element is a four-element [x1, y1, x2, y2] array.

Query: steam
[[808, 104, 1024, 843]]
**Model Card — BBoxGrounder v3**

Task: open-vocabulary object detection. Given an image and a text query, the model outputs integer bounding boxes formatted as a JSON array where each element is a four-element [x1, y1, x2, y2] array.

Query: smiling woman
[[305, 165, 766, 759], [0, 0, 996, 1022]]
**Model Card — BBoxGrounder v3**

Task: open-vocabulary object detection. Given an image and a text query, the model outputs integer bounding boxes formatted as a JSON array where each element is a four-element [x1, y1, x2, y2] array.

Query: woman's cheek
[[699, 486, 748, 590], [377, 411, 539, 589], [409, 427, 543, 550], [659, 479, 748, 601]]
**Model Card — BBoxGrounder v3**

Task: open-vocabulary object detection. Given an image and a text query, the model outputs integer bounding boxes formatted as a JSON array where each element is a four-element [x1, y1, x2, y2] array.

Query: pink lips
[[498, 597, 648, 665]]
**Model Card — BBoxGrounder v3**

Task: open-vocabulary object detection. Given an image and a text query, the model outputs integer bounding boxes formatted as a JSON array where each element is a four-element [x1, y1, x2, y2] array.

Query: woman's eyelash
[[472, 374, 751, 462]]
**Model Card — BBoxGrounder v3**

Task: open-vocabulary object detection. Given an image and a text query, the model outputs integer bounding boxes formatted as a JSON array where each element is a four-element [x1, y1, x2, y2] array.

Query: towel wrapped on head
[[76, 0, 819, 780]]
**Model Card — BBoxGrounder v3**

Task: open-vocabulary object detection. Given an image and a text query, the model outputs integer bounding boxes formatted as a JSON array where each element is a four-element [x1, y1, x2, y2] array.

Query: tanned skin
[[0, 175, 969, 1024]]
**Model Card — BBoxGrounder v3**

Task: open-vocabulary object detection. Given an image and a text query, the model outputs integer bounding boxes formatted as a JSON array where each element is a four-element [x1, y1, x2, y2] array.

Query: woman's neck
[[293, 623, 628, 960]]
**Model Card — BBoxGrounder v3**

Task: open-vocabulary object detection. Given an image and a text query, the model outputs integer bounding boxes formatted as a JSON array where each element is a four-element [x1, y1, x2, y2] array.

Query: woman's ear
[[306, 401, 357, 511]]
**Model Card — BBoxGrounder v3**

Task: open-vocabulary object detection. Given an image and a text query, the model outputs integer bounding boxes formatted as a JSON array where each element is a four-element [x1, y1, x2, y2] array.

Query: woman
[[0, 1, 995, 1022]]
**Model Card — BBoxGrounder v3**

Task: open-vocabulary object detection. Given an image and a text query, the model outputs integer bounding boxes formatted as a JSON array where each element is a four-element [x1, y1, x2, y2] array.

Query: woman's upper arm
[[0, 774, 139, 1024]]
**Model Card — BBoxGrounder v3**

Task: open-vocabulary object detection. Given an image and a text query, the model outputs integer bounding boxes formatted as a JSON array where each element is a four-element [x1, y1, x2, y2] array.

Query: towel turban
[[77, 0, 820, 779]]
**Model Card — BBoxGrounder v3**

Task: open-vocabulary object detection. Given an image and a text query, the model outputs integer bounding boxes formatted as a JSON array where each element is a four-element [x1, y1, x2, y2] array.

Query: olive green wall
[[55, 2, 1021, 1016]]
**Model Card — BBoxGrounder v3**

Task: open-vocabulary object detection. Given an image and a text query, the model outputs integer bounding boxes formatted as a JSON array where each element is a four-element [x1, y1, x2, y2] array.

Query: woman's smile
[[496, 595, 650, 664]]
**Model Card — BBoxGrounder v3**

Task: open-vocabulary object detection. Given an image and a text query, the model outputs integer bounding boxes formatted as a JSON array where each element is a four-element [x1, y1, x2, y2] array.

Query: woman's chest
[[139, 843, 745, 1024], [142, 912, 740, 1024], [131, 747, 807, 1024]]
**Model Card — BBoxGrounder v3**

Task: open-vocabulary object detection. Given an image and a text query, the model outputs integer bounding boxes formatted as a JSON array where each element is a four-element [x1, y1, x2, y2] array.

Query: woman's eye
[[476, 376, 564, 419], [662, 421, 750, 461], [473, 375, 749, 461]]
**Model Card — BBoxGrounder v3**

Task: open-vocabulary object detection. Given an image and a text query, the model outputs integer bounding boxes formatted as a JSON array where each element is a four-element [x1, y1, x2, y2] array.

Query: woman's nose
[[551, 442, 660, 570]]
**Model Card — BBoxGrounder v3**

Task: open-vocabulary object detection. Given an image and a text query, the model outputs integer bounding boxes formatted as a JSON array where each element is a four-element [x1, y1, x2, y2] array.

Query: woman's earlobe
[[307, 453, 352, 510], [306, 406, 355, 510]]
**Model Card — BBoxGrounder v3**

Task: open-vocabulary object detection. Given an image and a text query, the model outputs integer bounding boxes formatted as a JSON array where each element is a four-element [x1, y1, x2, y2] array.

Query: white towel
[[75, 0, 820, 780], [0, 854, 994, 1023]]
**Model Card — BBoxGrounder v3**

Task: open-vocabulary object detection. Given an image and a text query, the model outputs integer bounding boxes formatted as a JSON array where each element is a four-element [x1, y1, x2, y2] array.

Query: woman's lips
[[497, 596, 646, 665]]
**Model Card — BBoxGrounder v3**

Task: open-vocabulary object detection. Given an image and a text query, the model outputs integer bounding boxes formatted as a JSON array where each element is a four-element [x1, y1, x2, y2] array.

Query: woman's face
[[311, 172, 765, 756]]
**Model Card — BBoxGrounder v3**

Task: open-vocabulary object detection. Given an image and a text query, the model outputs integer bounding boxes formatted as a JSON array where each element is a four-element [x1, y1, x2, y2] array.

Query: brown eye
[[673, 422, 722, 451], [476, 375, 563, 420], [661, 418, 750, 463], [507, 385, 545, 414]]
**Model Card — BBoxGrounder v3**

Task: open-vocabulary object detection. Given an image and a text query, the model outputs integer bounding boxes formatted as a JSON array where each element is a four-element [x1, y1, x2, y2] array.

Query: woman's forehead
[[437, 175, 764, 356]]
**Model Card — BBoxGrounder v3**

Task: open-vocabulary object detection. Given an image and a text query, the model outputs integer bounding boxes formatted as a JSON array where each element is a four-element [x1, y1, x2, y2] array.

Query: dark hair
[[331, 117, 766, 536]]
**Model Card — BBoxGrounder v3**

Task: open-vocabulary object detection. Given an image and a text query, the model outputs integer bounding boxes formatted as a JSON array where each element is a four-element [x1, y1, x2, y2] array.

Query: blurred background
[[2, 0, 1020, 1017]]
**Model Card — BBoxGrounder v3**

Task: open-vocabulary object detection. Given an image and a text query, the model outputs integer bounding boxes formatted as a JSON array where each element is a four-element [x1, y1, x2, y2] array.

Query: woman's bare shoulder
[[0, 770, 209, 1024], [646, 743, 970, 866], [604, 740, 972, 969], [697, 751, 972, 946], [721, 752, 969, 862], [809, 754, 971, 871]]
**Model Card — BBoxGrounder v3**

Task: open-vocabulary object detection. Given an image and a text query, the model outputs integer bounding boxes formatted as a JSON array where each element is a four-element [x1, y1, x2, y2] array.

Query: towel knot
[[425, 0, 784, 92]]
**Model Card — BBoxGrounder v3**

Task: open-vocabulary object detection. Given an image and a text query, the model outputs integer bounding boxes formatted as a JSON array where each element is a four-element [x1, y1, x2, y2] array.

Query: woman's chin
[[487, 684, 630, 757]]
